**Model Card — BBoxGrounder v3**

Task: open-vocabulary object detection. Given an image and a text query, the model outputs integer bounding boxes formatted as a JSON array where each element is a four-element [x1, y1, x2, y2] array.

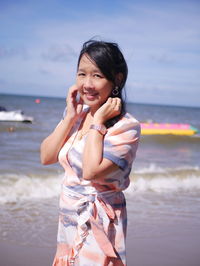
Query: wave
[[128, 164, 200, 193], [0, 165, 200, 203], [133, 164, 200, 175], [0, 173, 62, 204]]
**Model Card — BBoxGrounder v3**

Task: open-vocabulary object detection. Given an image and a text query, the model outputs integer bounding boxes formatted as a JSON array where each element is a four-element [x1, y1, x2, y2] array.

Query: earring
[[112, 86, 119, 96]]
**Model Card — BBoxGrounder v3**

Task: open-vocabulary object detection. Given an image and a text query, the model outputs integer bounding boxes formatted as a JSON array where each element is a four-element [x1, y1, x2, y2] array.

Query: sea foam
[[0, 173, 62, 203], [0, 165, 200, 203]]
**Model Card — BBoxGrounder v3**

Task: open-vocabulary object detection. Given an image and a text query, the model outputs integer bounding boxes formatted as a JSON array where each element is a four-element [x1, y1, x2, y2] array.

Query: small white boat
[[0, 107, 33, 123]]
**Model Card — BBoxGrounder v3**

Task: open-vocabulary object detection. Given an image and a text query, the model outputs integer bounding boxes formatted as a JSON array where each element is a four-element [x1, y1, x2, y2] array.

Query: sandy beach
[[1, 227, 199, 266], [1, 203, 200, 266]]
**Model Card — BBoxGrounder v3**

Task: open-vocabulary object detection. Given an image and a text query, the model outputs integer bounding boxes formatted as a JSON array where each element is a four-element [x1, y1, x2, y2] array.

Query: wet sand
[[1, 217, 200, 266], [127, 225, 200, 266], [0, 241, 54, 266], [1, 192, 200, 266]]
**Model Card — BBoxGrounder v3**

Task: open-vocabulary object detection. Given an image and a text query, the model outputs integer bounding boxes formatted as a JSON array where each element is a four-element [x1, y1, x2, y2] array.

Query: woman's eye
[[94, 73, 103, 78], [78, 72, 85, 77]]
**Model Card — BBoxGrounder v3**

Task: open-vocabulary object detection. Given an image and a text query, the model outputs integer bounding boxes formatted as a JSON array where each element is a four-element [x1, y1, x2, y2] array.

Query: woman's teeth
[[84, 92, 98, 96], [85, 92, 98, 100]]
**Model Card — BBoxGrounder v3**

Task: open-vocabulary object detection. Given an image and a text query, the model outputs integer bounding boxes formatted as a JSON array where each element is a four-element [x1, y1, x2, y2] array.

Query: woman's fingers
[[106, 97, 120, 105], [109, 97, 121, 112], [65, 85, 83, 118], [66, 85, 78, 101], [94, 97, 122, 123], [77, 97, 84, 114]]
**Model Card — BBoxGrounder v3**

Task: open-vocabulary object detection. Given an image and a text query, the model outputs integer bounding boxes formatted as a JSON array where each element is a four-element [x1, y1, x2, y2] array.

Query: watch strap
[[90, 124, 107, 135]]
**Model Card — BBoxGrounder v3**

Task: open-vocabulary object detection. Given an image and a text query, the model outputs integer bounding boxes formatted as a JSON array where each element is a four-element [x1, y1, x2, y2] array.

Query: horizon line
[[0, 92, 200, 109]]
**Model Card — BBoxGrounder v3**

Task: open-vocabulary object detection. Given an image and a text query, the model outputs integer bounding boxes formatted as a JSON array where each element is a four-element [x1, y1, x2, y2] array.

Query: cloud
[[150, 52, 175, 65], [0, 0, 199, 106], [41, 43, 76, 63], [0, 46, 29, 59], [39, 69, 51, 75]]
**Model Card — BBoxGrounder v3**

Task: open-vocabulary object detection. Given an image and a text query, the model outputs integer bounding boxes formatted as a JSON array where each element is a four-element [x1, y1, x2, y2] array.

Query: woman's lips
[[84, 92, 99, 100]]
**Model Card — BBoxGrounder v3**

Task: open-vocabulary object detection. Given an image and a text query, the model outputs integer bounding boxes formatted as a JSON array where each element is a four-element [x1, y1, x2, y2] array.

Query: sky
[[0, 0, 199, 107]]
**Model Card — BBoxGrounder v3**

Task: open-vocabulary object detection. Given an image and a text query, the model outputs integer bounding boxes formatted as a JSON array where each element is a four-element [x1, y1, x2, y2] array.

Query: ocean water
[[0, 93, 200, 251]]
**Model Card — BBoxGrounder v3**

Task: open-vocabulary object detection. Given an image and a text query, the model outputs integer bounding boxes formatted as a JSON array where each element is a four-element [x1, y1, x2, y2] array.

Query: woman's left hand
[[93, 97, 121, 124]]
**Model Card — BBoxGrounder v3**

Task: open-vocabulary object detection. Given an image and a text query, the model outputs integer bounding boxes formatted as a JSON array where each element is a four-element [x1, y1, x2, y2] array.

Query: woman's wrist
[[93, 115, 105, 125], [63, 113, 76, 125], [93, 120, 104, 125]]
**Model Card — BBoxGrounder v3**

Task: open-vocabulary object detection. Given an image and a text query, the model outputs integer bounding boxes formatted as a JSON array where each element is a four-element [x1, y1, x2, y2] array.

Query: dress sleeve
[[54, 107, 67, 129], [62, 107, 67, 119], [103, 115, 141, 171]]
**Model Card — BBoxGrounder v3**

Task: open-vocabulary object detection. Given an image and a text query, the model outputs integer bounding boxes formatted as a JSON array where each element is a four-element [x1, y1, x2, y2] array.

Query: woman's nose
[[83, 76, 94, 88]]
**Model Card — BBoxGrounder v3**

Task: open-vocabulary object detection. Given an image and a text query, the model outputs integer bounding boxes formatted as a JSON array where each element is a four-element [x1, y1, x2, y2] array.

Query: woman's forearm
[[82, 98, 121, 180], [40, 115, 75, 165], [82, 128, 105, 180]]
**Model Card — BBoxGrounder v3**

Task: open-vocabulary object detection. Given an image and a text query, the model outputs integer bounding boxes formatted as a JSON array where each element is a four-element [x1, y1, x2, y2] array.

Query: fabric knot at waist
[[62, 185, 119, 262]]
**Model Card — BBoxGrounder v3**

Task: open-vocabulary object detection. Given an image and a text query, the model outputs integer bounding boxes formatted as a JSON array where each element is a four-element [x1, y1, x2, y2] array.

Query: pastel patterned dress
[[53, 106, 140, 266]]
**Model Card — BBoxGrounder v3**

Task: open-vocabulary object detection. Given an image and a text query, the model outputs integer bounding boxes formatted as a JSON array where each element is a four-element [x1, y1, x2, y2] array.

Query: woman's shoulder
[[115, 112, 140, 129], [107, 112, 141, 136], [123, 112, 140, 124]]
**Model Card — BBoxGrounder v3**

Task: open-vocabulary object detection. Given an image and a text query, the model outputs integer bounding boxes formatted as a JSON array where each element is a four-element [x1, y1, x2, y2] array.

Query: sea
[[0, 93, 200, 263]]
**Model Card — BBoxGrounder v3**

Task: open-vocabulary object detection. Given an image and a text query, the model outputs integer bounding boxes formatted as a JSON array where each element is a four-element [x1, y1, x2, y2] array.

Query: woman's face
[[76, 54, 113, 110]]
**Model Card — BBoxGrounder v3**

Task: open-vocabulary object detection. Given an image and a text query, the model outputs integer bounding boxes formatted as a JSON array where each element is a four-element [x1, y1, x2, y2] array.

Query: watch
[[90, 124, 107, 135]]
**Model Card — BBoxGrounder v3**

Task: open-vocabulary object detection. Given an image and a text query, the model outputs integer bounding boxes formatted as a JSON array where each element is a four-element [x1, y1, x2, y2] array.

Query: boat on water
[[0, 107, 33, 123], [141, 123, 198, 136]]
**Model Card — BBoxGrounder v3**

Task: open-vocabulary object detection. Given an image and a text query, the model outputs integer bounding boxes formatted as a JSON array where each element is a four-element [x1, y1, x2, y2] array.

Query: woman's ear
[[115, 73, 123, 87]]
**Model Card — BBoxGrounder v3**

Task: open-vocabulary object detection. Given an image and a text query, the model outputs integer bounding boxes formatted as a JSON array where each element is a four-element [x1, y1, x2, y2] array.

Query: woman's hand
[[66, 85, 83, 120], [93, 97, 121, 124], [40, 85, 83, 165]]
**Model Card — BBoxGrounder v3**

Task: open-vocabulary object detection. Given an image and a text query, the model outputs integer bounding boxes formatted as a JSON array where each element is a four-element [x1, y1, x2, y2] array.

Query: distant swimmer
[[7, 127, 15, 132]]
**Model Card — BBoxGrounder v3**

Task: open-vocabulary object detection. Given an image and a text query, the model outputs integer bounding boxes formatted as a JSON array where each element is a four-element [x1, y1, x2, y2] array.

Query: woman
[[40, 40, 140, 266]]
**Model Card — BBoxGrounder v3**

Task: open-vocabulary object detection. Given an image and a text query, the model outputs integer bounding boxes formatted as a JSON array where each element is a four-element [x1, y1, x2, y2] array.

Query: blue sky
[[0, 0, 199, 107]]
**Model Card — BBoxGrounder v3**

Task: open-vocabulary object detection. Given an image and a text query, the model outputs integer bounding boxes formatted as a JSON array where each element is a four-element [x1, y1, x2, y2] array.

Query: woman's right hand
[[93, 97, 121, 124], [66, 85, 83, 120]]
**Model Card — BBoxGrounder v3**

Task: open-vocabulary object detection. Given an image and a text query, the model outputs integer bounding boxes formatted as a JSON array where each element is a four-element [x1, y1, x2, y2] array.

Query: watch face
[[100, 125, 107, 135]]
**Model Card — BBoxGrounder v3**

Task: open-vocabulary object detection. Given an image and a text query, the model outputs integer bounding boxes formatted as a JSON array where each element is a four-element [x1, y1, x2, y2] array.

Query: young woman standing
[[41, 40, 140, 266]]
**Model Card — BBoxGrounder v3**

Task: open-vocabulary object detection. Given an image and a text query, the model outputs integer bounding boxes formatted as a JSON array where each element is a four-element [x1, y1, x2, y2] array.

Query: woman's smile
[[76, 54, 113, 110], [83, 90, 99, 100]]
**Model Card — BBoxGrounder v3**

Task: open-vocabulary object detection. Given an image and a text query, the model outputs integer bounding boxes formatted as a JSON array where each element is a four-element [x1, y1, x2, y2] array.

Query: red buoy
[[35, 99, 41, 104]]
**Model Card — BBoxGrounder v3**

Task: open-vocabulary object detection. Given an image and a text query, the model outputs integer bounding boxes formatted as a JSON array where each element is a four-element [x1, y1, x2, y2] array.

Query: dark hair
[[77, 40, 128, 128]]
